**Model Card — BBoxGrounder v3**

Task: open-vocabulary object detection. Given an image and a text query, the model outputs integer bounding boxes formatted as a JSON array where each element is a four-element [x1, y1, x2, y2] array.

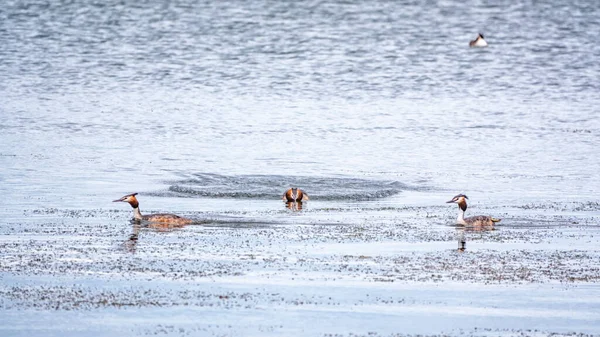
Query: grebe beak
[[446, 200, 455, 203], [113, 197, 126, 202]]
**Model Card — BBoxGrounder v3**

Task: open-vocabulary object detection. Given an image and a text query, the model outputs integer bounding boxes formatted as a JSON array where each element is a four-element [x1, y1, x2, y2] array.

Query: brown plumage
[[282, 188, 309, 202], [113, 193, 192, 225], [446, 194, 500, 226], [469, 33, 488, 47]]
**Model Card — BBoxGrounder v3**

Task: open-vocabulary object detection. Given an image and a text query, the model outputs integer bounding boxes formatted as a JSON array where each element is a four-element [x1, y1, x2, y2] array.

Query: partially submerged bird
[[283, 188, 309, 202], [113, 193, 192, 225], [446, 194, 500, 226], [469, 33, 488, 47]]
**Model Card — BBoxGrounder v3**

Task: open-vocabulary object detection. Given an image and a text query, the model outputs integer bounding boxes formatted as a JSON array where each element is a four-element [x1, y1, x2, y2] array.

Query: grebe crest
[[114, 193, 140, 207], [113, 193, 192, 225], [446, 194, 500, 226], [283, 187, 309, 202], [469, 33, 488, 47]]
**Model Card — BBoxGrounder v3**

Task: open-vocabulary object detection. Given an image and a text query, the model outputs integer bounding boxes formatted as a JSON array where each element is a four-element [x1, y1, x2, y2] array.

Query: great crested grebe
[[469, 33, 488, 47], [113, 193, 192, 225], [283, 187, 309, 202], [446, 194, 500, 226]]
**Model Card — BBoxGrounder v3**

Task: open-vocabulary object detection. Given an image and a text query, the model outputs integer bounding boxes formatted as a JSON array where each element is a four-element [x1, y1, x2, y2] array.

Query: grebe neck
[[456, 203, 468, 225], [133, 207, 143, 220], [457, 208, 466, 225]]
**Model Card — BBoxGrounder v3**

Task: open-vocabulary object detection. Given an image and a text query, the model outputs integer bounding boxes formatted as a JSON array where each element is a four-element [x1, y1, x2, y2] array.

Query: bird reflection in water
[[457, 229, 466, 252], [285, 201, 305, 211], [123, 219, 190, 253], [124, 221, 141, 253], [455, 224, 496, 252]]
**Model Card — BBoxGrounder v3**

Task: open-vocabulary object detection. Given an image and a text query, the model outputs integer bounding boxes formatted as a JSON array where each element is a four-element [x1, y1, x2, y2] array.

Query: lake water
[[1, 0, 599, 336]]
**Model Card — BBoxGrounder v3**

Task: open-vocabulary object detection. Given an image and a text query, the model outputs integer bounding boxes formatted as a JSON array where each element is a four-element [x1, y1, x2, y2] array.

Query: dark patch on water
[[158, 173, 421, 201]]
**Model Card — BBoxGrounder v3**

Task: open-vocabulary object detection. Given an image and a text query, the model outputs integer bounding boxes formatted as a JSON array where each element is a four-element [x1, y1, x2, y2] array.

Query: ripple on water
[[157, 173, 425, 201]]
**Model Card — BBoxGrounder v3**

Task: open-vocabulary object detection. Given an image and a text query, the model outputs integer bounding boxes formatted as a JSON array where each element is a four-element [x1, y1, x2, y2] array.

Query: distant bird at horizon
[[469, 33, 488, 47]]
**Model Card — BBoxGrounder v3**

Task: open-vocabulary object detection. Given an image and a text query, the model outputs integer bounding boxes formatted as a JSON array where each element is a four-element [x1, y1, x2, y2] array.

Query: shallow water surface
[[1, 0, 600, 336]]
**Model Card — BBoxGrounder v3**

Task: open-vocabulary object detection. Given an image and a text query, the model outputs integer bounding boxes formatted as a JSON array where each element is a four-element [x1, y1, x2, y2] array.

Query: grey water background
[[2, 0, 599, 206], [1, 0, 600, 336]]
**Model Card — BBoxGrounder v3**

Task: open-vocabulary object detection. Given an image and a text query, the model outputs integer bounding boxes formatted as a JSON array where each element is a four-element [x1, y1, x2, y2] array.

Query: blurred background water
[[1, 0, 599, 207]]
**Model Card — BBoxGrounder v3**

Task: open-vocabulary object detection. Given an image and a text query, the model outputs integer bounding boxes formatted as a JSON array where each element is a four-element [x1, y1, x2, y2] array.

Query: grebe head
[[287, 187, 300, 201], [469, 33, 488, 47], [446, 194, 468, 203], [113, 193, 139, 208], [446, 194, 468, 211], [283, 187, 309, 202]]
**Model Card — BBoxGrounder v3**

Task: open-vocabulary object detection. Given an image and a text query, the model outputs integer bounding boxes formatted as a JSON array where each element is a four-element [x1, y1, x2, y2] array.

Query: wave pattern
[[160, 173, 418, 201]]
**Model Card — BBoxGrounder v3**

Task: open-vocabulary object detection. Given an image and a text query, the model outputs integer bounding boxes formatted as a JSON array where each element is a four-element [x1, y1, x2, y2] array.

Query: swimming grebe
[[113, 193, 192, 225], [469, 33, 488, 47], [446, 194, 500, 226], [283, 188, 309, 202]]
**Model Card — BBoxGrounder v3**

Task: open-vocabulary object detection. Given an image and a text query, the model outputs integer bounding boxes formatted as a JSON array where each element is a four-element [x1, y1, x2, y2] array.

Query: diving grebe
[[283, 188, 309, 202], [469, 33, 488, 47], [113, 193, 192, 225], [446, 194, 500, 226]]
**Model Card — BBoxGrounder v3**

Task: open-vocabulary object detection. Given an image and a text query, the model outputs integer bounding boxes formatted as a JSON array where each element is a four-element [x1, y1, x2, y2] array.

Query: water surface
[[1, 0, 599, 336]]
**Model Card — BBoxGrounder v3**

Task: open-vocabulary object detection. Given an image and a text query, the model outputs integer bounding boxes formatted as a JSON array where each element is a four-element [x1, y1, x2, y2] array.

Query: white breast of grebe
[[472, 37, 488, 47]]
